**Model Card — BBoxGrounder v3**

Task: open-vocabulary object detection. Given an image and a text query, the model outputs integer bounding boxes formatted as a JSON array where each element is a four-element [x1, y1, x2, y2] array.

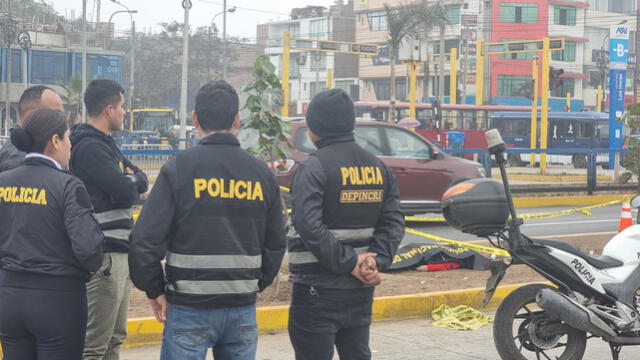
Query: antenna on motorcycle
[[486, 129, 506, 155], [485, 129, 525, 247]]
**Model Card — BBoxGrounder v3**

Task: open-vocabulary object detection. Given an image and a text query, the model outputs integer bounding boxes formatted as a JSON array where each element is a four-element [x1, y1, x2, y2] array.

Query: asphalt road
[[402, 204, 626, 245]]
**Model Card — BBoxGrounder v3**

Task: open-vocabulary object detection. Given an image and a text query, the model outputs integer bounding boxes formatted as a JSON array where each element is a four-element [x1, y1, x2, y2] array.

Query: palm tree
[[411, 1, 450, 110], [383, 3, 419, 123], [56, 74, 84, 125]]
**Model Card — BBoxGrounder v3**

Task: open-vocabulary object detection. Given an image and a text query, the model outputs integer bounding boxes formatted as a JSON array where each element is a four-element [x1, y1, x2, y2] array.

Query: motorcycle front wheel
[[494, 283, 587, 360]]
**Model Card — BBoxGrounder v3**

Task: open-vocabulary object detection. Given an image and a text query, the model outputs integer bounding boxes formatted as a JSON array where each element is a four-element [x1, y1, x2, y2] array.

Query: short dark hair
[[19, 85, 53, 119], [11, 109, 68, 154], [84, 79, 125, 117], [195, 81, 239, 131]]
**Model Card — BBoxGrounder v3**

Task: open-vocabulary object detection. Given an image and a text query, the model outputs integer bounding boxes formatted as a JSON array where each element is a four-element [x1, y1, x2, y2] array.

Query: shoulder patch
[[75, 186, 93, 209]]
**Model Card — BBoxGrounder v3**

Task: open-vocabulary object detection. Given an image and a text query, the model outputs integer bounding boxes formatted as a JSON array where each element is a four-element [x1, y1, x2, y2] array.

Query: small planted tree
[[242, 55, 292, 165], [242, 55, 292, 296], [621, 104, 640, 187]]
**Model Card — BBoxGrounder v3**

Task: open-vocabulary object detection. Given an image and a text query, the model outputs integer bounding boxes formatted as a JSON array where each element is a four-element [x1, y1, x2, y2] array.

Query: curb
[[493, 173, 611, 182], [513, 194, 625, 208], [123, 282, 532, 349]]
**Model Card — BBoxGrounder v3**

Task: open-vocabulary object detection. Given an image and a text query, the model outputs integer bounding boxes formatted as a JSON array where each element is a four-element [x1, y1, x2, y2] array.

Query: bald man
[[0, 85, 65, 172]]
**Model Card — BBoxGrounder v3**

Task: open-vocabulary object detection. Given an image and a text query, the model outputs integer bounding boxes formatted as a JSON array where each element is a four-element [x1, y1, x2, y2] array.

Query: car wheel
[[507, 154, 522, 167], [572, 154, 587, 169]]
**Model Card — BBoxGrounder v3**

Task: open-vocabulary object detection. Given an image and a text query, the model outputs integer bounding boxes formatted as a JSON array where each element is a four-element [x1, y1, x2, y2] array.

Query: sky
[[49, 0, 338, 41]]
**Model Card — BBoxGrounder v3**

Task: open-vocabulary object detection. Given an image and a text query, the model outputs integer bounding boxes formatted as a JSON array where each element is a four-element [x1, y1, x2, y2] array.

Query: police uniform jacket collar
[[315, 133, 354, 149], [198, 132, 240, 146], [23, 155, 63, 170], [25, 153, 63, 170]]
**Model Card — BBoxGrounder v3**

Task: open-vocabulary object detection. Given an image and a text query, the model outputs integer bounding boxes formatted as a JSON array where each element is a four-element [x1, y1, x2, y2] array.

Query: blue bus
[[489, 112, 611, 168]]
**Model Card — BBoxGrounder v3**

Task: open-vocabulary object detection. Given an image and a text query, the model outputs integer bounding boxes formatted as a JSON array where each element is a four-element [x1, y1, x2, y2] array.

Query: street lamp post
[[82, 0, 87, 122], [209, 6, 236, 80], [179, 0, 192, 150], [109, 1, 137, 111]]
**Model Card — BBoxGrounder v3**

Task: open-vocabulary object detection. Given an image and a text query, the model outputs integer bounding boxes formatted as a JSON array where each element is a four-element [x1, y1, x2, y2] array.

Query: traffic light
[[431, 99, 442, 124], [549, 67, 564, 91]]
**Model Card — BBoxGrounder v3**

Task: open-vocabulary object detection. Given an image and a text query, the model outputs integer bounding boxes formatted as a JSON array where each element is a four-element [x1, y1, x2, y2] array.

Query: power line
[[194, 0, 289, 16]]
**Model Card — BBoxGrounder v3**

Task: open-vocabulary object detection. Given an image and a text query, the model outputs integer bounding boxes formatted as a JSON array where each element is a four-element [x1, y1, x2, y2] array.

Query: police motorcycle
[[441, 129, 640, 360]]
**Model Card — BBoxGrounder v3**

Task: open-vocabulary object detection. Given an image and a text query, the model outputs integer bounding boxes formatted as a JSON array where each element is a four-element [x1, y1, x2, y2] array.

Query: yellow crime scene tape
[[405, 228, 510, 257], [405, 199, 625, 223], [431, 304, 493, 331], [133, 185, 623, 260]]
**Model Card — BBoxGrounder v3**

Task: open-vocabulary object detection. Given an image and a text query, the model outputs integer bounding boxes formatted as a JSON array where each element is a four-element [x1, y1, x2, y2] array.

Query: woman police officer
[[0, 108, 104, 359]]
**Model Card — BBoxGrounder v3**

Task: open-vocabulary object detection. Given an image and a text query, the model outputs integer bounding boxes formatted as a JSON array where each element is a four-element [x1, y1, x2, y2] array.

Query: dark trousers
[[0, 285, 88, 360], [288, 284, 374, 360]]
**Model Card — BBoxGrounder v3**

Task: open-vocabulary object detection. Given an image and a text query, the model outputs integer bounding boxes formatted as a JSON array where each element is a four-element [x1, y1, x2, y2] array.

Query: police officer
[[69, 79, 148, 360], [129, 81, 286, 360], [288, 89, 405, 360], [0, 85, 65, 172], [0, 108, 104, 360]]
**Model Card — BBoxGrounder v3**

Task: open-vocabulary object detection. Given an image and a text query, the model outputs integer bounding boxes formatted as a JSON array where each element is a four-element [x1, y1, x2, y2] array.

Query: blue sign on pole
[[609, 25, 630, 168]]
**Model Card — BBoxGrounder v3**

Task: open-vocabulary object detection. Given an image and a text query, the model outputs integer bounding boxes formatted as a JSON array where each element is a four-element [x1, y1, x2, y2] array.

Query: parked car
[[266, 120, 485, 215]]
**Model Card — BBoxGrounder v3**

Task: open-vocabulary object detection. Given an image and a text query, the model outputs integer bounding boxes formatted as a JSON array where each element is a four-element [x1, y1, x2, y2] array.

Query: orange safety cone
[[619, 202, 633, 232]]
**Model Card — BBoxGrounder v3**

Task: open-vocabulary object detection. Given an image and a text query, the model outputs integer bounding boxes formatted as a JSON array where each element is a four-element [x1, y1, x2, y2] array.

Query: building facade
[[1, 18, 124, 124], [490, 0, 636, 111], [258, 2, 359, 115], [354, 0, 636, 112]]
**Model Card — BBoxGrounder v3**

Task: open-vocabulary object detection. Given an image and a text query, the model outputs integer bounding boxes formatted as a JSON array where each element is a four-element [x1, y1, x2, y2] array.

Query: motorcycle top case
[[441, 178, 509, 237]]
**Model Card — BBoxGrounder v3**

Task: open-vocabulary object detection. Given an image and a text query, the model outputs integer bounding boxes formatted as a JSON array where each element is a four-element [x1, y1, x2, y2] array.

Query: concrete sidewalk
[[121, 317, 634, 359]]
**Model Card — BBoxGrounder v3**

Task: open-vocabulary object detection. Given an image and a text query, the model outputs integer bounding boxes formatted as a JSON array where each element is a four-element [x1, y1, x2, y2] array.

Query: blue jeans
[[160, 303, 258, 360]]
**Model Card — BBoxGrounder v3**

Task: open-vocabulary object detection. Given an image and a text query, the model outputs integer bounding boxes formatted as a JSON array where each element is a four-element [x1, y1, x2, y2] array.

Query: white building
[[257, 2, 359, 115]]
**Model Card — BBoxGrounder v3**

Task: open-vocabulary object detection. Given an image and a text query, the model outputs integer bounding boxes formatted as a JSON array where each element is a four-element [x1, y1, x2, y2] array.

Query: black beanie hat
[[305, 88, 355, 138]]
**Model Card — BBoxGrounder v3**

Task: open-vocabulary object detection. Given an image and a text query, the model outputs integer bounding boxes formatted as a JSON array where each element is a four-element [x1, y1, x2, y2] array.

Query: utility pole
[[4, 0, 12, 134], [635, 0, 640, 101], [221, 0, 227, 80], [129, 20, 135, 111], [96, 0, 101, 25], [82, 0, 87, 122], [438, 23, 445, 102], [179, 0, 191, 149], [461, 25, 468, 105]]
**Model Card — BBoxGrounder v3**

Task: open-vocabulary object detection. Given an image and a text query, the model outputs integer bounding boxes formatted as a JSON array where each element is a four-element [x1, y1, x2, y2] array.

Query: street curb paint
[[514, 194, 625, 208], [123, 282, 534, 348]]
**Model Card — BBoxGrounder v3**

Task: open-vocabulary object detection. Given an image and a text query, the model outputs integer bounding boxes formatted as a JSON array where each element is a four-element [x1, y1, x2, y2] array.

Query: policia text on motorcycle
[[129, 81, 286, 360], [70, 79, 149, 360], [0, 109, 104, 359], [0, 85, 64, 173], [288, 89, 405, 360]]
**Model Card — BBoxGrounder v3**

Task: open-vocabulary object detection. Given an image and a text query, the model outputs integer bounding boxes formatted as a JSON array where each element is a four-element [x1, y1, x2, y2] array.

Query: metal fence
[[444, 147, 637, 194]]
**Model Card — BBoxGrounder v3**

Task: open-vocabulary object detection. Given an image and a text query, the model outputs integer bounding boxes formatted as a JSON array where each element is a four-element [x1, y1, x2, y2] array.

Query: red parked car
[[269, 120, 485, 215]]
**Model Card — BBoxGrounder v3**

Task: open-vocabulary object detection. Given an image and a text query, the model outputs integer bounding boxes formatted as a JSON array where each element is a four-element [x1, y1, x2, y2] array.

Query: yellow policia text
[[194, 178, 264, 201], [0, 187, 48, 205], [341, 166, 383, 186]]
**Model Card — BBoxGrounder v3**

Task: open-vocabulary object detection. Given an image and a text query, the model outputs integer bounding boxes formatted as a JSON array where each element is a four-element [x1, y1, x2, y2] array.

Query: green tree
[[383, 3, 419, 123], [12, 0, 64, 25], [621, 104, 640, 191], [115, 22, 235, 108], [56, 74, 84, 125], [411, 1, 450, 104], [242, 55, 291, 164]]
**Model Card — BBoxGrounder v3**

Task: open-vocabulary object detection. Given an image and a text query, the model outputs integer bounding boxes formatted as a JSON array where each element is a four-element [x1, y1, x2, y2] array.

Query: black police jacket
[[70, 123, 148, 253], [289, 134, 405, 289], [0, 140, 24, 173], [129, 133, 286, 308], [0, 157, 104, 286]]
